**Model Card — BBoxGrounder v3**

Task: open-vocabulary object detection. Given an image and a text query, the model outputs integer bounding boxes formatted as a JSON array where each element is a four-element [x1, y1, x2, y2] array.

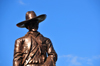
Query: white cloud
[[59, 54, 72, 58], [86, 59, 93, 65], [59, 55, 81, 66], [87, 59, 92, 62], [71, 56, 81, 65], [87, 62, 93, 65], [93, 55, 100, 59], [59, 55, 100, 66], [19, 0, 25, 5]]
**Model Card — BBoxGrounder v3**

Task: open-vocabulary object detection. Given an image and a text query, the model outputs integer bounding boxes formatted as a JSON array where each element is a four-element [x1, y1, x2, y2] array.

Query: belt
[[27, 64, 43, 66]]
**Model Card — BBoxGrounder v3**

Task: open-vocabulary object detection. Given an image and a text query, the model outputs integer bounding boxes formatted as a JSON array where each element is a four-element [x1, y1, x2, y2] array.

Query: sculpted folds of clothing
[[13, 31, 57, 66]]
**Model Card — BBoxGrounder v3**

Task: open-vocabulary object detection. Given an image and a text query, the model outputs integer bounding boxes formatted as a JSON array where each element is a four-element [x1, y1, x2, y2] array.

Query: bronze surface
[[13, 11, 57, 66]]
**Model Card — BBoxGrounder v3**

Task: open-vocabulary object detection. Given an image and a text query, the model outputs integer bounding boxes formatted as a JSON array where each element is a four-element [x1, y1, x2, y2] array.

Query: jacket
[[13, 31, 57, 66]]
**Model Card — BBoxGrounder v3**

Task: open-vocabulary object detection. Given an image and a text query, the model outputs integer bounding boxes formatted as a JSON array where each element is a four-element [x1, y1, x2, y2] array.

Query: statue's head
[[16, 11, 46, 31]]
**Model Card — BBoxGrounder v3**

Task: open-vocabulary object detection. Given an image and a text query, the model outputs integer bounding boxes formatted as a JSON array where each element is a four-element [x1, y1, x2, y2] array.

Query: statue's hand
[[43, 55, 55, 66]]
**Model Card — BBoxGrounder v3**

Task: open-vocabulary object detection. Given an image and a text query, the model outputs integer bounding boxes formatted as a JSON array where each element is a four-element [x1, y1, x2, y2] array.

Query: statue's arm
[[46, 38, 57, 64], [13, 38, 23, 66]]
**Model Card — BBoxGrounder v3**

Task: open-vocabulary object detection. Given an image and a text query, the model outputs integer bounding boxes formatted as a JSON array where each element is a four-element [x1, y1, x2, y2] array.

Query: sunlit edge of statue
[[13, 11, 57, 66]]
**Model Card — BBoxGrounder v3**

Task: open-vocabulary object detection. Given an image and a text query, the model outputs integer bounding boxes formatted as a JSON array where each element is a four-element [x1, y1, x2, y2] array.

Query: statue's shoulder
[[38, 33, 48, 40], [15, 37, 24, 45], [16, 35, 26, 40], [38, 33, 51, 43], [15, 33, 28, 44]]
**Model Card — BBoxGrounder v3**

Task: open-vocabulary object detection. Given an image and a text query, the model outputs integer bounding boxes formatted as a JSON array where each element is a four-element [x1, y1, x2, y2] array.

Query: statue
[[13, 11, 57, 66]]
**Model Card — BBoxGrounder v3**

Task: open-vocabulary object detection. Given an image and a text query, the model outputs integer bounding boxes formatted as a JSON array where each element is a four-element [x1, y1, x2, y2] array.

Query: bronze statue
[[13, 11, 57, 66]]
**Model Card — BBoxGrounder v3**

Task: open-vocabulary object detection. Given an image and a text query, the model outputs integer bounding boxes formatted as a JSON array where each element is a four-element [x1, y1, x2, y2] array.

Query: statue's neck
[[29, 29, 37, 32]]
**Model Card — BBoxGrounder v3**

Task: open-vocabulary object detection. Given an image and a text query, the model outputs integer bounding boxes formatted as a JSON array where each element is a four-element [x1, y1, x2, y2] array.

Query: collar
[[27, 31, 40, 37]]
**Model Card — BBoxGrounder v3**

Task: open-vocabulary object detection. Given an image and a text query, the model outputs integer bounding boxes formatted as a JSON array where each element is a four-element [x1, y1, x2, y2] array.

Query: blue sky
[[0, 0, 100, 66]]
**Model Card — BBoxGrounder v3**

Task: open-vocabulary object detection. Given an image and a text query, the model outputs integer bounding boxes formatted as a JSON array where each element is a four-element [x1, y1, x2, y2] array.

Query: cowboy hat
[[16, 11, 46, 28]]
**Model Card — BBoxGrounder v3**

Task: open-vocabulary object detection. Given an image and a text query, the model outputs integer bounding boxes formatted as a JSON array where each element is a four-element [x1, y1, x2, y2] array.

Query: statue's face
[[25, 19, 39, 31]]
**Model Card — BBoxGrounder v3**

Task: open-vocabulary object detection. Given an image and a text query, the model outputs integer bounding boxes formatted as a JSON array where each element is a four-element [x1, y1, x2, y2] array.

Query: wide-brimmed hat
[[16, 11, 46, 28]]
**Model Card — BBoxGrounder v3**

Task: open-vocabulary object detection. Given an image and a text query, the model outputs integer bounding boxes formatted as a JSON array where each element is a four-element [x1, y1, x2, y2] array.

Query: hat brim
[[16, 14, 46, 28]]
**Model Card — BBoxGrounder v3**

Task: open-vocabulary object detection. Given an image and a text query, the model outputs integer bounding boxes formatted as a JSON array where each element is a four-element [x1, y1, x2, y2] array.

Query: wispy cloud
[[70, 56, 81, 65], [59, 55, 81, 66], [93, 55, 100, 59], [87, 62, 93, 65], [59, 54, 72, 58], [19, 0, 25, 5], [59, 55, 100, 66]]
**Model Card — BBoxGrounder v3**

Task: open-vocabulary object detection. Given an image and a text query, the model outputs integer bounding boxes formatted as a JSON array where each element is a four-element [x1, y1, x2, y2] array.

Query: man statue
[[13, 11, 57, 66]]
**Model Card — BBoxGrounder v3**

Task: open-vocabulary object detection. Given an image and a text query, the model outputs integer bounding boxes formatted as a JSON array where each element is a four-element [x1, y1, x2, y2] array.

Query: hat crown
[[26, 11, 36, 20]]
